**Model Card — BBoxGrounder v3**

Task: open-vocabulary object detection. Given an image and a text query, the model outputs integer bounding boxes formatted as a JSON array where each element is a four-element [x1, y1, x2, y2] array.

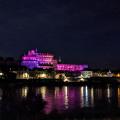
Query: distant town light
[[38, 73, 47, 79], [23, 73, 29, 79], [0, 72, 3, 76]]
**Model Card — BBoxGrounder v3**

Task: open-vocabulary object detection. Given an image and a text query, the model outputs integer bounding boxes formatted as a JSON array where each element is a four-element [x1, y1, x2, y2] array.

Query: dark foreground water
[[0, 84, 120, 120]]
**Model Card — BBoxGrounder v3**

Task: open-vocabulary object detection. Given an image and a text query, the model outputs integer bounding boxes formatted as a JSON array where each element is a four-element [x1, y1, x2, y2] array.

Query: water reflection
[[84, 86, 88, 107], [91, 88, 94, 106], [21, 87, 29, 98], [80, 86, 89, 107], [36, 86, 47, 100], [54, 87, 60, 98], [0, 88, 3, 101], [41, 86, 119, 114], [0, 85, 120, 119], [64, 86, 69, 109], [118, 88, 120, 107], [1, 86, 46, 117], [107, 85, 110, 98]]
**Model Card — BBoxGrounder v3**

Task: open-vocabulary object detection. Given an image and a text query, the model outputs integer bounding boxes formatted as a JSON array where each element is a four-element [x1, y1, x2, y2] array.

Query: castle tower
[[58, 56, 62, 63]]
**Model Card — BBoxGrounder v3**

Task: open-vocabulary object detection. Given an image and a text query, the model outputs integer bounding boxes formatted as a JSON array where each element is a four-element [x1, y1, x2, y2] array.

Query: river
[[0, 84, 120, 120]]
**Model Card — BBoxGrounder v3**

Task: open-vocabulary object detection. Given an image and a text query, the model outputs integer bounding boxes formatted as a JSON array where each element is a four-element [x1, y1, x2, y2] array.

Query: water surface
[[0, 84, 120, 119]]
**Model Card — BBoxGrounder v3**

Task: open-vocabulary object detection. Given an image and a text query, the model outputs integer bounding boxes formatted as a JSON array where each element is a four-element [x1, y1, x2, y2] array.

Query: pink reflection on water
[[38, 86, 95, 114]]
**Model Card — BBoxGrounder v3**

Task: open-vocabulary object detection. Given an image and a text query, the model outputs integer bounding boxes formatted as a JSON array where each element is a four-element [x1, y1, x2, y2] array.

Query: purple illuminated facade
[[21, 50, 57, 69], [21, 49, 88, 72], [56, 64, 88, 72]]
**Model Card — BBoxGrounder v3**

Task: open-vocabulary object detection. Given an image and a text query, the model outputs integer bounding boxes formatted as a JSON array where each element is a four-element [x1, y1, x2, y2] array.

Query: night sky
[[0, 0, 120, 69]]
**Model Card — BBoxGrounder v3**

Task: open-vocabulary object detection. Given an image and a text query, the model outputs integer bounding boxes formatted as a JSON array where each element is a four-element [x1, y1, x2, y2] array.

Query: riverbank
[[0, 78, 119, 87]]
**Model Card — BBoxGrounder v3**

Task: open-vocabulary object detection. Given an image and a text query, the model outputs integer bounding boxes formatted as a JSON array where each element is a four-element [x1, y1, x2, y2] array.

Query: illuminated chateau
[[21, 49, 88, 72]]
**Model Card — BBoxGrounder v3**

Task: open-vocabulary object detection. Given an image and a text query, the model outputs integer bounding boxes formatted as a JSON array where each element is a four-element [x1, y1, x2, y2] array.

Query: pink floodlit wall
[[21, 49, 88, 71], [21, 50, 57, 69], [22, 50, 55, 64], [56, 64, 88, 72]]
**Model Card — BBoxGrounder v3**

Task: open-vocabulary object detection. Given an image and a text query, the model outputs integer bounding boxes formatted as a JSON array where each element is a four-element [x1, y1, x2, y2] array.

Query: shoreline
[[0, 78, 120, 87]]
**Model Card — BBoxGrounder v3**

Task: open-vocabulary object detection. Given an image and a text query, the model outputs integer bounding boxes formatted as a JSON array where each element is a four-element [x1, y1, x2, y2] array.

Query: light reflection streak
[[80, 86, 84, 107], [80, 86, 89, 107], [21, 87, 28, 98], [84, 86, 88, 107], [54, 87, 60, 98], [107, 85, 110, 98], [38, 87, 46, 100], [97, 89, 102, 99], [118, 88, 120, 107], [0, 88, 2, 100], [64, 86, 69, 109], [91, 88, 94, 106]]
